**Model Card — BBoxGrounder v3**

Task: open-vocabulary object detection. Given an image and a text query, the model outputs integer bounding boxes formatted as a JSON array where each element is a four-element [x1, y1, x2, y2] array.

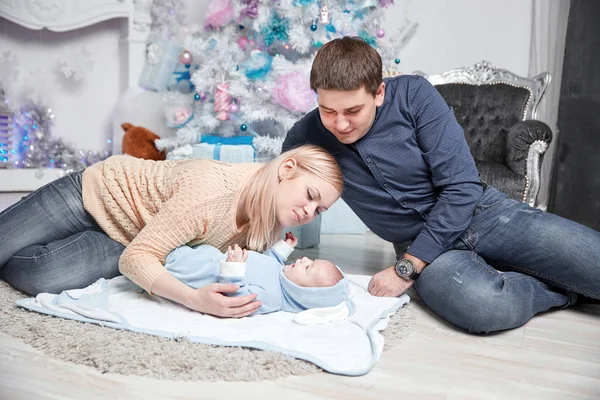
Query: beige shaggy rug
[[0, 281, 416, 381]]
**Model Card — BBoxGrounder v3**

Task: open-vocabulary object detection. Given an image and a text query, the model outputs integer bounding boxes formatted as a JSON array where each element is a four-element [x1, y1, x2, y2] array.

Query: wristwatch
[[394, 258, 420, 280]]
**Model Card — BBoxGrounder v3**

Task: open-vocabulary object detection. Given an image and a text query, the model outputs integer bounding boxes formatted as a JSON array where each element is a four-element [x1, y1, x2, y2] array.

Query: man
[[282, 36, 600, 333]]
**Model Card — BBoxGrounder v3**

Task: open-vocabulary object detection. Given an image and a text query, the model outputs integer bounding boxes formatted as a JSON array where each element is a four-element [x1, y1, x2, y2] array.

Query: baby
[[165, 232, 349, 315]]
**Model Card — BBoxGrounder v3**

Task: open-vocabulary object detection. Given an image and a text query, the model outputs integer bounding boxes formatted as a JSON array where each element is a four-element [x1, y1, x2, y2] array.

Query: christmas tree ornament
[[214, 82, 232, 121], [240, 124, 248, 131], [237, 35, 250, 50], [272, 71, 316, 113], [376, 28, 385, 38], [319, 4, 330, 24], [179, 49, 193, 65], [261, 13, 289, 46], [228, 102, 239, 113], [204, 0, 235, 29], [165, 98, 194, 128], [242, 50, 273, 80], [241, 0, 259, 18]]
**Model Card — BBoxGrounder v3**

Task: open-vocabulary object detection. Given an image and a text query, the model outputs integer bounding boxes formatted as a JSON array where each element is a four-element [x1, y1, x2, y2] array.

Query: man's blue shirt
[[282, 75, 483, 263]]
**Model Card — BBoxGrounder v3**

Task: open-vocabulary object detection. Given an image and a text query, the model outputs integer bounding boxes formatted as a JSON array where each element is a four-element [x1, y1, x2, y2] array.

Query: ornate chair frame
[[415, 61, 551, 207]]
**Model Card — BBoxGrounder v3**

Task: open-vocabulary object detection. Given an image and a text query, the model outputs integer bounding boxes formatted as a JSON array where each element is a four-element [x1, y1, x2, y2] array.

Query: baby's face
[[282, 256, 342, 287]]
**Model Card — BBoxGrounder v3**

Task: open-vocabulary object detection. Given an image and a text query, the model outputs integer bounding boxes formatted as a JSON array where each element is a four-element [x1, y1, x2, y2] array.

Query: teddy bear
[[121, 122, 166, 161]]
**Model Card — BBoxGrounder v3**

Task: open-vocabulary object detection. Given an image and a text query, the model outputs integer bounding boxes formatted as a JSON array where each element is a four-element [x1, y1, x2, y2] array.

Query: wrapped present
[[190, 135, 255, 163], [138, 39, 182, 92]]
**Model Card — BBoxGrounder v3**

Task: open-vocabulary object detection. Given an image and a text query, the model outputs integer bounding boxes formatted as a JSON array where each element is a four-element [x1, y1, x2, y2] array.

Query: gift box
[[190, 135, 255, 163], [138, 39, 182, 92]]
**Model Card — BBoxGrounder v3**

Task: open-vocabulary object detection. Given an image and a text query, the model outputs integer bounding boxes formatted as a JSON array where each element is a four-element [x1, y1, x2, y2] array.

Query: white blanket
[[16, 274, 409, 376]]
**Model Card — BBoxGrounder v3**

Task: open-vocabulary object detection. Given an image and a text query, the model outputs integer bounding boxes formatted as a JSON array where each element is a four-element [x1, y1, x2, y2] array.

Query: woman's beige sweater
[[82, 155, 261, 293]]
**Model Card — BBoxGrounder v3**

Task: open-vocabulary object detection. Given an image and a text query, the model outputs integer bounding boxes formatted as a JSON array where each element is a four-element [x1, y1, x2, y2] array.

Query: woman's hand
[[151, 273, 261, 318], [185, 283, 261, 318]]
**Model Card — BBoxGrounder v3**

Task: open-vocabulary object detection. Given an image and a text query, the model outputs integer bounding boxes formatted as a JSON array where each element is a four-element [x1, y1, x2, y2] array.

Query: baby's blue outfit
[[164, 241, 350, 315]]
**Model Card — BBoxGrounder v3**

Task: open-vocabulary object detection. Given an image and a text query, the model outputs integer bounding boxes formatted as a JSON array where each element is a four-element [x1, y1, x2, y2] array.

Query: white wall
[[179, 0, 534, 76], [395, 0, 533, 76]]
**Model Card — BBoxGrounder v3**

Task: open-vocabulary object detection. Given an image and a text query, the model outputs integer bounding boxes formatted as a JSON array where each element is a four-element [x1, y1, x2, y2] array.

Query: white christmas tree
[[153, 0, 417, 157]]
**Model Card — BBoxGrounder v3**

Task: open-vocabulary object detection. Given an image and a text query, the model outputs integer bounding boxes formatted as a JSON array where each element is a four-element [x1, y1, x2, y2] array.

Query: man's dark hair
[[310, 36, 383, 96]]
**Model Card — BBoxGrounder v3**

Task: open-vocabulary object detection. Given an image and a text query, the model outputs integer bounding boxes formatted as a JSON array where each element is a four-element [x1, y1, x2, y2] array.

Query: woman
[[0, 144, 342, 318]]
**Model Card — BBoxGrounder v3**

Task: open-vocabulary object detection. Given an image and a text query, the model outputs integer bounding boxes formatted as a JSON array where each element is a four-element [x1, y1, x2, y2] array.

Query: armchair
[[415, 61, 552, 207]]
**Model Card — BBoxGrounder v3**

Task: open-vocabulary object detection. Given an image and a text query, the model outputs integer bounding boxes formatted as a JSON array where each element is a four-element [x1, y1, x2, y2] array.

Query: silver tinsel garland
[[11, 102, 111, 173]]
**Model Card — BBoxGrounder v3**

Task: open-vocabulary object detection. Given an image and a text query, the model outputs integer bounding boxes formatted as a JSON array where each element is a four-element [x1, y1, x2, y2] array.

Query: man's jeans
[[0, 172, 124, 295], [399, 186, 600, 333]]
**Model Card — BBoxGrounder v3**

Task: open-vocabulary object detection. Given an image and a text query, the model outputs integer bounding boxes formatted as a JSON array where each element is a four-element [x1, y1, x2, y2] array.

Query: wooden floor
[[1, 230, 599, 399]]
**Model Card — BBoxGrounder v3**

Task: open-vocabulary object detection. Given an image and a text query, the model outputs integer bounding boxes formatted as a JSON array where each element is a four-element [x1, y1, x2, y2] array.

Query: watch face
[[395, 259, 414, 278]]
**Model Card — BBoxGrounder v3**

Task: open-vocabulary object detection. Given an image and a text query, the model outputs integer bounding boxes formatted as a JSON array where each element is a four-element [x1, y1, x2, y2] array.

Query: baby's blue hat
[[279, 266, 350, 313]]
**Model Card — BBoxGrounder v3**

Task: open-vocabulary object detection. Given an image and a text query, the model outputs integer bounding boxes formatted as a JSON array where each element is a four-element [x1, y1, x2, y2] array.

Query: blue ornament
[[242, 50, 273, 80], [261, 13, 289, 47], [358, 30, 376, 47], [240, 124, 248, 131], [172, 69, 195, 92], [194, 93, 201, 101], [395, 58, 401, 64], [310, 23, 317, 31]]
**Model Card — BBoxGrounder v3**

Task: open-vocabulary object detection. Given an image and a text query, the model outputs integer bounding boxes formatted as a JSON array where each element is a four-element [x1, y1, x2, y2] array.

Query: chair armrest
[[506, 120, 552, 175], [506, 120, 552, 206]]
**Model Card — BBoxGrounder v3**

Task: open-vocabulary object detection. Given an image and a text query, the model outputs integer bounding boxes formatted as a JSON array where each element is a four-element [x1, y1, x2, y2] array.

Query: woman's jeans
[[0, 172, 124, 295], [400, 186, 600, 334]]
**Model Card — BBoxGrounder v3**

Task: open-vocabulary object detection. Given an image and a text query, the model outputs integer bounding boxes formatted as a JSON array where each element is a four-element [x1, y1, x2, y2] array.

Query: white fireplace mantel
[[0, 0, 152, 193]]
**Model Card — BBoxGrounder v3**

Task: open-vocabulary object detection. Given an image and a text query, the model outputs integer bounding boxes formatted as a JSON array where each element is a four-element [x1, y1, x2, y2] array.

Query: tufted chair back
[[415, 61, 553, 207]]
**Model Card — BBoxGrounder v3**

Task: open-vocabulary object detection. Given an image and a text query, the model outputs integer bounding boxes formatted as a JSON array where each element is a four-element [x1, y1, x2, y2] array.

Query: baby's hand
[[226, 244, 248, 262], [285, 231, 298, 248]]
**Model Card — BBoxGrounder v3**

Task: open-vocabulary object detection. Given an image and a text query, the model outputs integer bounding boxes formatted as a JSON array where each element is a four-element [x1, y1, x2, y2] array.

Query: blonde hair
[[240, 145, 343, 252]]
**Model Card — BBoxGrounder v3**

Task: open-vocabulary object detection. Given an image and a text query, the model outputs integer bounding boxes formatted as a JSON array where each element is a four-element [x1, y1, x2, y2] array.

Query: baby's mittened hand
[[226, 244, 248, 262], [285, 231, 298, 248]]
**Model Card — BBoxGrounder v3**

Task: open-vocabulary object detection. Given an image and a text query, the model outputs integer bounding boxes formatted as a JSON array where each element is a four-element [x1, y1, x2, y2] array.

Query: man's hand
[[284, 231, 298, 248], [368, 266, 414, 297], [402, 253, 428, 273], [226, 244, 248, 262]]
